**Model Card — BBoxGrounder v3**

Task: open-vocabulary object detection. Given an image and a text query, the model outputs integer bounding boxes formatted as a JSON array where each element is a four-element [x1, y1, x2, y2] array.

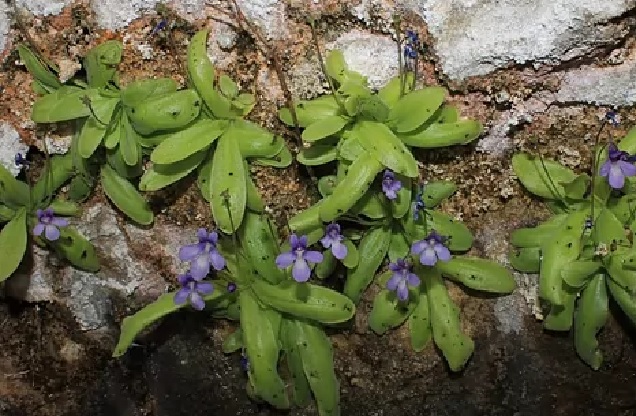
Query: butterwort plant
[[113, 206, 354, 415], [509, 114, 636, 369], [0, 152, 99, 284]]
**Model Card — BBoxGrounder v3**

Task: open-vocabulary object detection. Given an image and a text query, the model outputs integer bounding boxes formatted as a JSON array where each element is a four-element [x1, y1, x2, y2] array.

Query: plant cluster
[[9, 16, 628, 416], [509, 116, 636, 370]]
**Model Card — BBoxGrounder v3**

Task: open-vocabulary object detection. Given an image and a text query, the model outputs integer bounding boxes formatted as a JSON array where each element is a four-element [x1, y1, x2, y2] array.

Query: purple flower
[[14, 153, 28, 169], [150, 19, 167, 36], [33, 208, 68, 241], [179, 228, 226, 280], [320, 223, 348, 260], [227, 282, 237, 293], [599, 142, 636, 189], [403, 30, 420, 61], [412, 185, 426, 220], [276, 234, 323, 282], [382, 170, 402, 200], [411, 231, 451, 266], [174, 271, 214, 310], [386, 258, 420, 301], [605, 110, 620, 126], [240, 354, 250, 372]]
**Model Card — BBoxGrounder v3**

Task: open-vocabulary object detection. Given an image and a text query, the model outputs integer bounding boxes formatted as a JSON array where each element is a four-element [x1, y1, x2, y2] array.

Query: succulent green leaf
[[253, 145, 292, 168], [289, 202, 323, 237], [120, 114, 141, 167], [594, 208, 629, 247], [47, 199, 80, 216], [279, 96, 341, 128], [228, 120, 283, 159], [18, 44, 62, 90], [344, 225, 391, 304], [302, 115, 349, 143], [51, 226, 100, 272], [574, 274, 608, 370], [318, 175, 337, 197], [209, 134, 246, 233], [239, 211, 285, 284], [121, 78, 178, 107], [315, 249, 336, 279], [244, 164, 264, 213], [509, 246, 541, 273], [388, 87, 447, 133], [421, 181, 457, 208], [341, 239, 359, 269], [425, 210, 473, 252], [425, 267, 474, 371], [543, 287, 577, 331], [31, 86, 94, 123], [319, 152, 384, 222], [350, 190, 389, 219], [539, 210, 587, 306], [509, 213, 568, 248], [240, 290, 290, 409], [103, 110, 122, 149], [354, 121, 419, 178], [561, 260, 602, 289], [252, 280, 355, 324], [84, 40, 123, 88], [280, 319, 312, 406], [435, 256, 516, 294], [337, 132, 365, 162], [388, 226, 409, 262], [151, 119, 227, 165], [369, 289, 418, 335], [32, 153, 75, 207], [222, 328, 244, 353], [408, 289, 432, 352], [126, 89, 201, 135], [139, 150, 207, 192], [607, 277, 636, 326], [618, 126, 636, 155], [325, 49, 347, 83], [0, 208, 27, 283], [512, 153, 577, 200], [398, 119, 482, 148], [298, 145, 338, 166], [219, 74, 239, 99], [101, 165, 153, 225], [377, 73, 414, 108]]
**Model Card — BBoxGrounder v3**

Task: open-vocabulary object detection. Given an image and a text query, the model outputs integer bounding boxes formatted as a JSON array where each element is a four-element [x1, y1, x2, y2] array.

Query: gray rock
[[409, 0, 636, 80]]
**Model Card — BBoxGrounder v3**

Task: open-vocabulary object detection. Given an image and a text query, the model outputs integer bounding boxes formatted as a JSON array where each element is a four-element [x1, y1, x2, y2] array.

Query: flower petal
[[33, 223, 45, 237], [386, 273, 402, 291], [331, 241, 348, 260], [177, 273, 191, 286], [44, 225, 60, 241], [209, 249, 226, 271], [190, 253, 211, 280], [619, 160, 636, 177], [411, 240, 428, 255], [298, 235, 308, 248], [197, 281, 214, 295], [407, 272, 420, 287], [388, 262, 401, 272], [396, 281, 409, 301], [190, 292, 205, 310], [303, 250, 323, 264], [419, 248, 438, 266], [208, 231, 218, 245], [179, 243, 202, 261], [434, 244, 451, 262], [50, 217, 69, 227], [290, 234, 299, 249], [599, 160, 611, 177], [320, 235, 333, 249], [276, 252, 295, 268], [292, 259, 311, 282], [197, 228, 208, 241], [174, 288, 190, 305], [609, 163, 625, 189]]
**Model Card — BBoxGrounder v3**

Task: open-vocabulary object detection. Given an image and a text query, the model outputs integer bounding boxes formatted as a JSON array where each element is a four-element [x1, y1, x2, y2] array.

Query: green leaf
[[101, 165, 153, 225], [244, 163, 264, 213], [618, 126, 636, 155], [219, 74, 239, 99], [106, 146, 143, 179], [388, 226, 409, 262], [222, 328, 243, 353], [253, 145, 292, 168], [301, 115, 349, 143], [18, 44, 61, 90], [279, 96, 340, 128], [120, 78, 178, 107], [421, 181, 457, 208], [511, 153, 577, 200], [593, 208, 629, 247], [325, 49, 347, 83], [350, 189, 390, 219], [0, 208, 27, 282], [31, 86, 93, 123], [84, 40, 123, 88], [113, 289, 231, 357], [151, 119, 227, 165], [139, 150, 207, 192], [51, 226, 100, 272], [408, 290, 432, 352], [435, 256, 516, 294], [344, 225, 391, 303], [0, 205, 15, 222], [240, 290, 289, 409], [425, 210, 473, 252], [252, 280, 355, 324], [119, 114, 141, 167], [543, 288, 577, 331], [0, 164, 30, 208], [391, 175, 412, 219], [425, 267, 474, 371], [239, 211, 285, 284], [607, 277, 636, 326], [337, 132, 365, 162], [318, 175, 338, 197], [229, 120, 283, 159], [47, 199, 80, 216], [209, 134, 246, 233], [388, 87, 447, 133], [32, 153, 75, 207], [297, 145, 338, 166], [574, 274, 608, 370], [319, 151, 384, 222], [509, 213, 568, 248], [286, 319, 340, 416], [539, 210, 587, 305], [289, 202, 323, 237], [369, 289, 418, 335], [315, 249, 336, 279], [280, 319, 312, 407], [561, 260, 602, 289], [342, 239, 359, 268], [398, 119, 482, 148], [509, 246, 541, 273], [126, 89, 201, 135], [377, 73, 414, 107], [354, 121, 419, 178]]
